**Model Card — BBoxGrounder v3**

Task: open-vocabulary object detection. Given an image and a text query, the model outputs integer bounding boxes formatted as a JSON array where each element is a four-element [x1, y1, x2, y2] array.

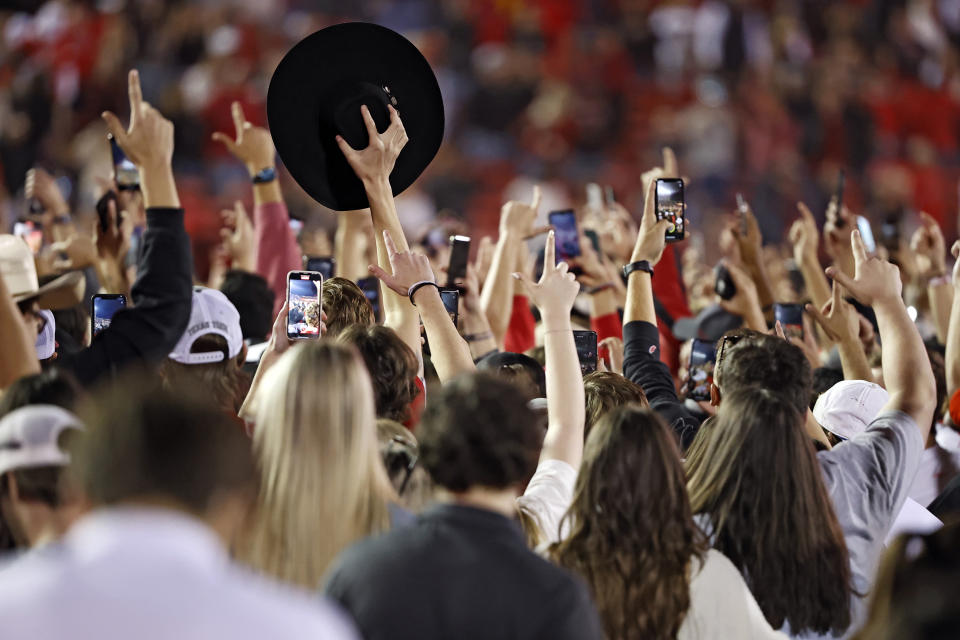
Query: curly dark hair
[[583, 371, 649, 437], [550, 406, 706, 639], [686, 387, 853, 635], [418, 373, 544, 492], [0, 367, 83, 417], [337, 325, 419, 423]]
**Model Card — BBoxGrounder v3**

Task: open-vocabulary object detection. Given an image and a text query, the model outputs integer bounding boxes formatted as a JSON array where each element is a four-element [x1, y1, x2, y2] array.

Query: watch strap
[[252, 167, 277, 184], [622, 261, 654, 279]]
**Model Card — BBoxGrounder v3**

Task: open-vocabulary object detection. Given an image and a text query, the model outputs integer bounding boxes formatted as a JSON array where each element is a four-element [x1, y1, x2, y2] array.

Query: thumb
[[511, 271, 535, 299], [367, 264, 406, 297], [825, 266, 858, 299], [211, 131, 237, 152], [101, 112, 127, 144]]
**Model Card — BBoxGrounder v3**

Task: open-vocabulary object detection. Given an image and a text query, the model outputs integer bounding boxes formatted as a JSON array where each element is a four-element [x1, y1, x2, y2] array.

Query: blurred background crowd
[[3, 0, 960, 279]]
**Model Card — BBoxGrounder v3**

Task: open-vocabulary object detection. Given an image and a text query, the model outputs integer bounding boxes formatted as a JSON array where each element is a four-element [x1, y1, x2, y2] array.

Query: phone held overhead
[[287, 271, 324, 340]]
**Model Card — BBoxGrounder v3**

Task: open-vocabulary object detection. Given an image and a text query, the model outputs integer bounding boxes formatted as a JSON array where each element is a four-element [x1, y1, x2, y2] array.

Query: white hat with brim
[[1, 235, 85, 311], [813, 380, 890, 441], [0, 405, 84, 476]]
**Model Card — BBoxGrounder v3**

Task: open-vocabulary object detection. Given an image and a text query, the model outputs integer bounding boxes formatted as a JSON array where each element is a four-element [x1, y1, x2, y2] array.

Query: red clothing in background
[[504, 295, 537, 354]]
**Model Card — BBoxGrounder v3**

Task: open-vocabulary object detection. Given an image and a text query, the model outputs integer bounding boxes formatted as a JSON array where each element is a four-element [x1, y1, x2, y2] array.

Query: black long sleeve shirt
[[58, 207, 193, 386], [623, 320, 702, 450]]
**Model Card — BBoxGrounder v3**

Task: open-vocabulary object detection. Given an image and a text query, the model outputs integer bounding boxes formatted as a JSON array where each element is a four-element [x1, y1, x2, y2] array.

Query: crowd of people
[[2, 3, 960, 640]]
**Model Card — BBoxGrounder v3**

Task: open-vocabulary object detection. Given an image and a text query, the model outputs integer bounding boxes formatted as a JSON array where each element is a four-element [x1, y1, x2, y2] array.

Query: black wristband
[[622, 261, 654, 279], [407, 281, 440, 306]]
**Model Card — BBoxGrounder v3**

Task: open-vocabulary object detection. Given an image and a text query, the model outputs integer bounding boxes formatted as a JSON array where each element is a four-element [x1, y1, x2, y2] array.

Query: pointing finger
[[360, 105, 379, 143], [662, 146, 678, 177], [544, 229, 556, 273], [850, 228, 868, 266], [231, 101, 246, 139], [382, 229, 399, 258], [127, 70, 142, 127], [530, 184, 542, 212]]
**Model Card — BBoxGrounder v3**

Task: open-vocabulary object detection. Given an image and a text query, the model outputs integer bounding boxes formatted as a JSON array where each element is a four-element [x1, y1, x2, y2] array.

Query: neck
[[446, 486, 519, 518]]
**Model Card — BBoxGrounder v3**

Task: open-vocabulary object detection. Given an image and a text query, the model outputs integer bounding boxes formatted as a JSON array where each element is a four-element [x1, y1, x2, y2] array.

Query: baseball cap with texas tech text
[[168, 287, 244, 365]]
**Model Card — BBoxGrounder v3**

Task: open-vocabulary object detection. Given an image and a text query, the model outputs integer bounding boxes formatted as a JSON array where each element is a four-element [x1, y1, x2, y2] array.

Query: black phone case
[[714, 265, 736, 300]]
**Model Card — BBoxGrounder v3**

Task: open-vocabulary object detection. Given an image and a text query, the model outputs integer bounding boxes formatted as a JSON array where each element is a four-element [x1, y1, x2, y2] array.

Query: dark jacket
[[57, 207, 193, 386]]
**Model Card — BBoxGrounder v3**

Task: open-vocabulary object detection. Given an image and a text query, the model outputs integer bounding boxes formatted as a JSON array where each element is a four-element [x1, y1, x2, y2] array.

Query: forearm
[[805, 410, 832, 450], [461, 309, 498, 360], [946, 295, 960, 392], [0, 277, 41, 388], [139, 163, 180, 209], [540, 313, 585, 467], [590, 288, 619, 320], [95, 256, 130, 296], [928, 282, 954, 345], [623, 271, 656, 325], [252, 180, 283, 207], [837, 336, 873, 382], [334, 212, 371, 281], [480, 232, 520, 346], [416, 289, 476, 382], [746, 260, 775, 312], [798, 253, 831, 309], [253, 200, 301, 317], [876, 299, 936, 434]]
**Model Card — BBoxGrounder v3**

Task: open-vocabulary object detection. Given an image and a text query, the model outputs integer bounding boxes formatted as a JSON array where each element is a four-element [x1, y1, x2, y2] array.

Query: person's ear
[[709, 383, 721, 407]]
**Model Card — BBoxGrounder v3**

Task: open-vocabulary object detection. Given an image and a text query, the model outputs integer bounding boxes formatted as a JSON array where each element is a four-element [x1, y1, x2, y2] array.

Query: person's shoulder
[[694, 549, 746, 586], [819, 409, 922, 467], [324, 521, 425, 590]]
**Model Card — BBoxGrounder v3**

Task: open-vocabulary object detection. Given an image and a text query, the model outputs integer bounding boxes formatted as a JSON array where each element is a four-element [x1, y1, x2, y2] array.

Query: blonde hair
[[243, 342, 394, 588]]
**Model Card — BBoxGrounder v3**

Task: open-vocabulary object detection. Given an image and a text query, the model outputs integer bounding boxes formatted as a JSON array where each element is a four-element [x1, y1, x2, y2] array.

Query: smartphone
[[440, 289, 459, 327], [856, 216, 876, 254], [714, 264, 736, 300], [287, 271, 323, 340], [736, 192, 749, 236], [774, 303, 804, 341], [357, 276, 381, 321], [446, 235, 470, 288], [584, 229, 601, 255], [586, 183, 603, 210], [880, 218, 900, 252], [304, 256, 336, 280], [835, 169, 845, 209], [95, 190, 121, 234], [604, 185, 615, 206], [655, 178, 685, 242], [109, 134, 139, 191], [548, 209, 581, 261], [687, 339, 717, 402], [91, 294, 127, 337], [573, 330, 598, 375]]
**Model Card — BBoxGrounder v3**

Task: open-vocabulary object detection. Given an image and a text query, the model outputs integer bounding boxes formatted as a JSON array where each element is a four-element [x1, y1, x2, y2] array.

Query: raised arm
[[828, 230, 936, 436], [61, 70, 193, 385], [334, 211, 374, 281], [213, 101, 300, 316], [480, 187, 541, 348], [459, 263, 499, 360], [732, 201, 775, 315], [945, 242, 960, 393], [805, 280, 873, 382], [335, 105, 421, 367], [911, 212, 952, 345], [789, 203, 832, 310], [370, 231, 475, 383]]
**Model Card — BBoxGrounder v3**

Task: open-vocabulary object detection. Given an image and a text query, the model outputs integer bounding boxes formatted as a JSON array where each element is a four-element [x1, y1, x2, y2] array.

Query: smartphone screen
[[573, 330, 598, 375], [440, 289, 459, 327], [357, 276, 381, 322], [880, 219, 899, 252], [92, 294, 127, 337], [446, 235, 470, 288], [688, 339, 716, 402], [835, 169, 845, 209], [548, 209, 581, 261], [109, 134, 139, 191], [655, 178, 684, 242], [287, 271, 323, 339], [774, 303, 804, 341], [856, 216, 876, 254], [304, 256, 336, 280]]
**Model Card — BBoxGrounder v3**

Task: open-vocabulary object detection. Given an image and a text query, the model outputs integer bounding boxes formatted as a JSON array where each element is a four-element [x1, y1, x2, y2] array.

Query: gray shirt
[[803, 410, 924, 640]]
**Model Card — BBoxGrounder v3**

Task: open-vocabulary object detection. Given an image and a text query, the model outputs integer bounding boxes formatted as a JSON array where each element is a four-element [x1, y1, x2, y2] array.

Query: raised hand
[[910, 212, 947, 279], [826, 229, 902, 308], [790, 202, 820, 267], [49, 234, 97, 271], [717, 260, 760, 319], [219, 201, 255, 272], [212, 101, 276, 175], [102, 70, 174, 171], [732, 201, 762, 267], [805, 280, 860, 343], [25, 168, 69, 217], [368, 230, 436, 297], [499, 185, 542, 238], [513, 229, 581, 324], [335, 104, 408, 184], [630, 177, 674, 266], [823, 200, 856, 277], [95, 194, 132, 262]]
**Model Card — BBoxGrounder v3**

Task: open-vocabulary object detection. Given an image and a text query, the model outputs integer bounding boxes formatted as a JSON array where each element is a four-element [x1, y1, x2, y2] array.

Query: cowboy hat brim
[[13, 270, 85, 311], [267, 22, 444, 212]]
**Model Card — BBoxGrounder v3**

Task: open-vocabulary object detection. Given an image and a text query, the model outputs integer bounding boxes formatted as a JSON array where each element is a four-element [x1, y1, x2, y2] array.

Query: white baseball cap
[[813, 380, 890, 441], [0, 405, 83, 476], [0, 235, 84, 310], [168, 287, 243, 365], [35, 309, 56, 360]]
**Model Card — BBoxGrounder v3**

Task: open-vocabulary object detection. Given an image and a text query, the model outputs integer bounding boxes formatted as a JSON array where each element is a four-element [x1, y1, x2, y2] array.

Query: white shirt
[[517, 458, 577, 545], [0, 507, 358, 640], [908, 443, 960, 507], [679, 550, 787, 640]]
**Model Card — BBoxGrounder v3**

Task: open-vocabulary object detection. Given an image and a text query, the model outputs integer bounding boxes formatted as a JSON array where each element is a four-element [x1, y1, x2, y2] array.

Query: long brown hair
[[550, 406, 707, 639], [686, 387, 853, 635]]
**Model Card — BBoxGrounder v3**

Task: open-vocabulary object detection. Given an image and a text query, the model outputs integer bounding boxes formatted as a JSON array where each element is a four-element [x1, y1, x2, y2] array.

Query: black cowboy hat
[[267, 22, 444, 211]]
